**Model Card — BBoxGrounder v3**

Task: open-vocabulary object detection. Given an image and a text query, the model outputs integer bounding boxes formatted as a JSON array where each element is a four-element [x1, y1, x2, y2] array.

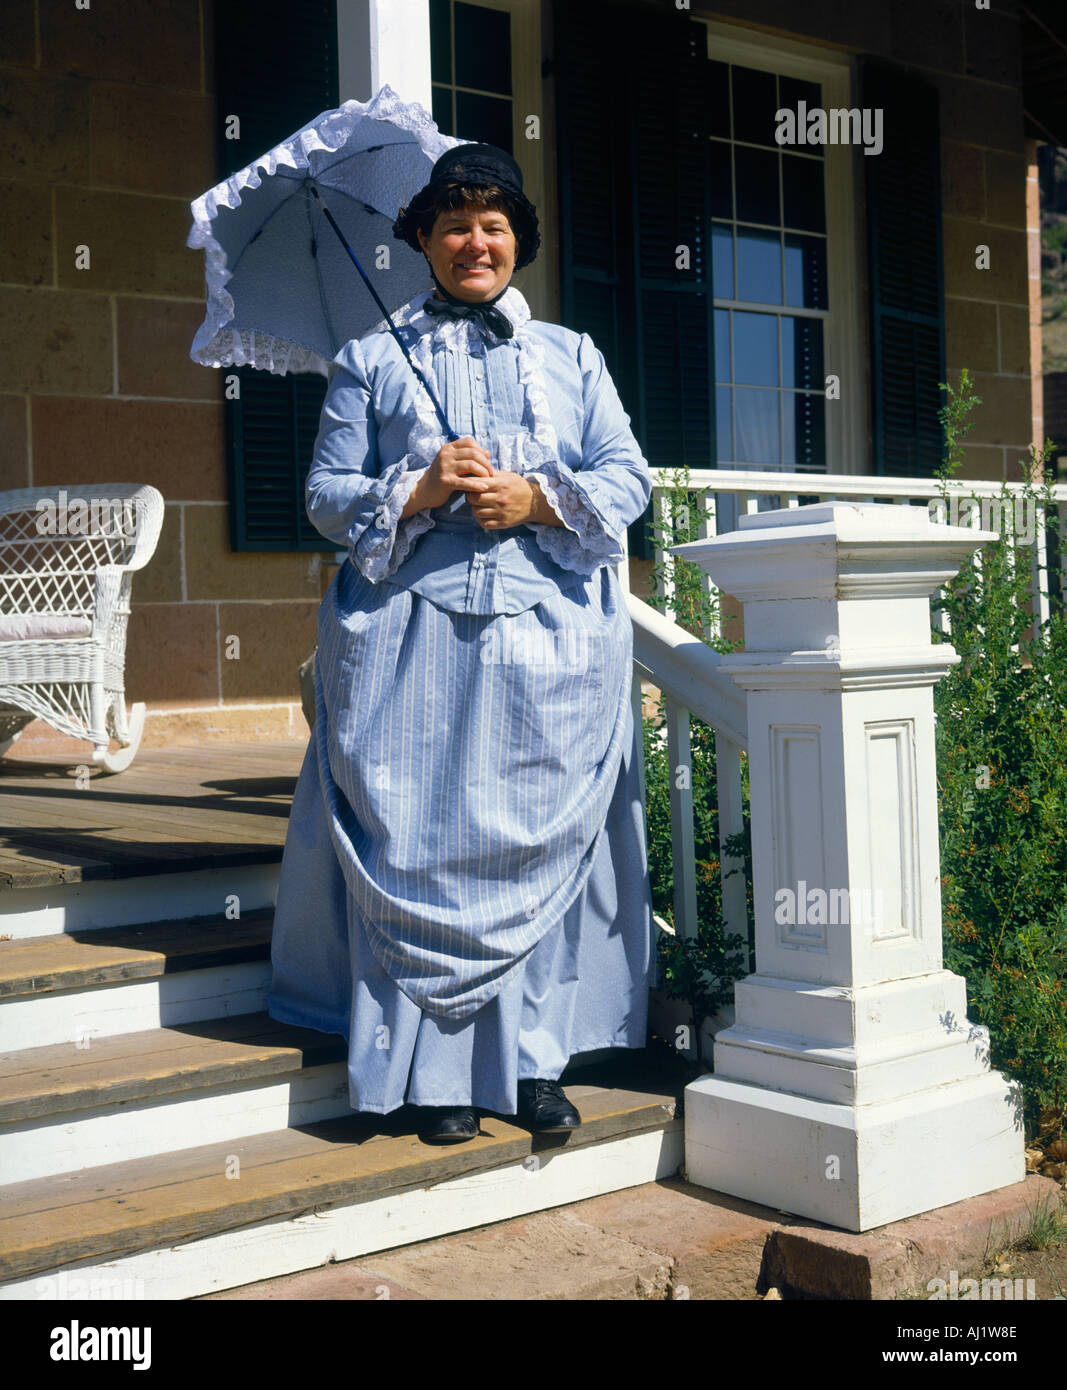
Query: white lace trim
[[372, 287, 621, 576], [186, 85, 461, 377], [522, 464, 626, 574], [351, 459, 435, 582]]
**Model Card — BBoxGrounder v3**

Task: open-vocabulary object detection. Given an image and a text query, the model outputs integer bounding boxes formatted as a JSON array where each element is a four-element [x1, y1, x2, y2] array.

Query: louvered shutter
[[863, 61, 946, 477], [554, 1, 715, 559], [630, 20, 715, 483], [554, 1, 629, 394], [213, 0, 339, 550]]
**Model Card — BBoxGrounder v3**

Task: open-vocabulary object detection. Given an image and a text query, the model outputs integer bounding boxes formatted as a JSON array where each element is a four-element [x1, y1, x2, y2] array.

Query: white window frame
[[702, 21, 866, 476]]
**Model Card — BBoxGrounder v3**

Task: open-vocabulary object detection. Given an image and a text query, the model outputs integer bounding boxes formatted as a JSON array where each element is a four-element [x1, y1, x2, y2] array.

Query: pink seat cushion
[[0, 613, 93, 641]]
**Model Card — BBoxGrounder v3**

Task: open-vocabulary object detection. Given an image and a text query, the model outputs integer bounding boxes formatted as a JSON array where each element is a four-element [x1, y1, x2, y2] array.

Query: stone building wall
[[1, 0, 322, 753]]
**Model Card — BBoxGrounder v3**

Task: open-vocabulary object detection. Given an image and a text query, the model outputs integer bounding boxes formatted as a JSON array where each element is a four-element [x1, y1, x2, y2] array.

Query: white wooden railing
[[620, 466, 1067, 958], [645, 467, 1067, 638]]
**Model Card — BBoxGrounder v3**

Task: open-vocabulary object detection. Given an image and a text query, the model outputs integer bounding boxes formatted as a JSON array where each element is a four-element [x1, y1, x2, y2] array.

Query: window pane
[[782, 153, 825, 232], [717, 386, 732, 461], [430, 0, 451, 82], [712, 223, 734, 299], [732, 65, 778, 147], [784, 233, 828, 309], [709, 61, 730, 138], [782, 316, 823, 390], [736, 227, 781, 304], [778, 76, 823, 155], [782, 392, 826, 469], [710, 140, 732, 218], [455, 91, 512, 150], [454, 2, 512, 94], [734, 146, 779, 225], [733, 311, 778, 386], [715, 308, 730, 382], [432, 85, 454, 136], [735, 387, 780, 464]]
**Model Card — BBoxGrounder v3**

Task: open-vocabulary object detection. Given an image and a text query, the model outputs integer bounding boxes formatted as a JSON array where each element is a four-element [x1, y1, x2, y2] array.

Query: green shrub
[[933, 370, 1067, 1136]]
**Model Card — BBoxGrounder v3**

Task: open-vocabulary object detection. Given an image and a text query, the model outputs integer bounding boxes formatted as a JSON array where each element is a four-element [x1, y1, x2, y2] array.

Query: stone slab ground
[[197, 1173, 1064, 1301]]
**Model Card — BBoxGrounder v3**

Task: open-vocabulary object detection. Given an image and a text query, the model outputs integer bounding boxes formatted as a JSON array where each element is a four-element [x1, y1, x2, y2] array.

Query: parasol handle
[[309, 185, 460, 443]]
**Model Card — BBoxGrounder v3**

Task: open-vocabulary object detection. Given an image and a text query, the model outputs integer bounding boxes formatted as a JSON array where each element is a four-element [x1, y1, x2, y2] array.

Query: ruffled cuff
[[522, 459, 627, 575], [350, 459, 435, 582]]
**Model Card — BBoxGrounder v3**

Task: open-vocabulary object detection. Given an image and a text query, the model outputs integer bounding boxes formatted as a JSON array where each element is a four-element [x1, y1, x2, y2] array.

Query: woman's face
[[417, 203, 517, 302]]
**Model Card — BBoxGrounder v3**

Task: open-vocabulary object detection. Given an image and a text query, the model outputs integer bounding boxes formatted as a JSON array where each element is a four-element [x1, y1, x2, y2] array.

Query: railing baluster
[[697, 487, 719, 643], [631, 669, 647, 811], [927, 494, 953, 635], [715, 732, 747, 960], [1032, 499, 1050, 631], [665, 694, 698, 942], [652, 486, 673, 613]]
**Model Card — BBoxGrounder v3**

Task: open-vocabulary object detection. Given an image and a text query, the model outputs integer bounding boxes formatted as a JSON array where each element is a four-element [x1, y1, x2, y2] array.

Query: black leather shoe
[[417, 1105, 480, 1145], [516, 1078, 581, 1133]]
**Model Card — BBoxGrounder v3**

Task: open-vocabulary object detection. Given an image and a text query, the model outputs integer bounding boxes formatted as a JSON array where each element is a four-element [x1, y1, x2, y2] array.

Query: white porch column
[[671, 502, 1025, 1233], [337, 0, 432, 107]]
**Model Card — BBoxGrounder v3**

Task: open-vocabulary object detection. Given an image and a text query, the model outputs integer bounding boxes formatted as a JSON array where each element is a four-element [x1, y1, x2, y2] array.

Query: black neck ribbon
[[422, 271, 515, 340]]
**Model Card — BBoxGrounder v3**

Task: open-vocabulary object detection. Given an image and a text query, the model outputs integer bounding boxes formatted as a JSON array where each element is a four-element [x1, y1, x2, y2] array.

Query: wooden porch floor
[[0, 741, 307, 891]]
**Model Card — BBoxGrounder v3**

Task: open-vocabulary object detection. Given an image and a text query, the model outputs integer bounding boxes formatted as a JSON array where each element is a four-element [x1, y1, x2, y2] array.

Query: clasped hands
[[399, 437, 561, 529]]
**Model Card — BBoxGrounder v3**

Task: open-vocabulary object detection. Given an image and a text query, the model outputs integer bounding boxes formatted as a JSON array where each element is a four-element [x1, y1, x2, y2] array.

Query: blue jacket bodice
[[304, 286, 652, 615]]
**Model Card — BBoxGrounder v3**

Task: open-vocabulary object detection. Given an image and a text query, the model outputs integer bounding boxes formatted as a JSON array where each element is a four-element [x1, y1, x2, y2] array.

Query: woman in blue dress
[[268, 144, 656, 1144]]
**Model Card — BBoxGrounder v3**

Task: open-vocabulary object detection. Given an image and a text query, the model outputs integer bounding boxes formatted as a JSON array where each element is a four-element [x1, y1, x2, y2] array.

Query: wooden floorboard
[[0, 742, 305, 890]]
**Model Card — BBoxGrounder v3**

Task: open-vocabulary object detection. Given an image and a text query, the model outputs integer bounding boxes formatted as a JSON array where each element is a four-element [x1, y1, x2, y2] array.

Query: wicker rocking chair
[[0, 483, 164, 772]]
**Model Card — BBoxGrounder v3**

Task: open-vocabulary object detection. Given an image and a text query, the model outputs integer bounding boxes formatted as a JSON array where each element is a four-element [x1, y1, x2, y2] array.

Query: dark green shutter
[[213, 0, 339, 551], [863, 61, 946, 477], [554, 1, 716, 559]]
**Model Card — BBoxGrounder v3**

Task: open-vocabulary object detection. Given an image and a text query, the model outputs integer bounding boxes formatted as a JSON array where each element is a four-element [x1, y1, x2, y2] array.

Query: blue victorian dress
[[267, 284, 656, 1116]]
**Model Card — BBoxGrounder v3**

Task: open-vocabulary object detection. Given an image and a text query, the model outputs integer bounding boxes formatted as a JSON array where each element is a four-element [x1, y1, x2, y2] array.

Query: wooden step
[[0, 909, 274, 1049], [2, 860, 281, 939], [0, 908, 273, 1001], [0, 1011, 351, 1182], [0, 1011, 344, 1122], [0, 1060, 684, 1298]]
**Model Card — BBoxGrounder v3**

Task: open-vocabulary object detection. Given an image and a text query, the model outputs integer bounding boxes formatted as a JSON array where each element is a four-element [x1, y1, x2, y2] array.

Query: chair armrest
[[93, 565, 126, 632], [121, 490, 165, 573]]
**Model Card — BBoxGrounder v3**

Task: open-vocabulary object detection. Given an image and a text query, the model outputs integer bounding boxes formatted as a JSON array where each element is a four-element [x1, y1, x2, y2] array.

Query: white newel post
[[670, 502, 1026, 1233]]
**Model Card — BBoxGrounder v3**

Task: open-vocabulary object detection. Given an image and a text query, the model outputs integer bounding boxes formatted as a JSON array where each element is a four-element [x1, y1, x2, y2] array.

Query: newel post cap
[[669, 501, 996, 606]]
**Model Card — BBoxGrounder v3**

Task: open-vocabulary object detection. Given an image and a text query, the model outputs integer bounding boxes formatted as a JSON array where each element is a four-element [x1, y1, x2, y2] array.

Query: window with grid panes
[[430, 0, 514, 151], [709, 60, 828, 474]]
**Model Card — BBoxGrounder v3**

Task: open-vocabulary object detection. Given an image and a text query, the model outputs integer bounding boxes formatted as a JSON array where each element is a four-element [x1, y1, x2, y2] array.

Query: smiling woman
[[267, 142, 656, 1150]]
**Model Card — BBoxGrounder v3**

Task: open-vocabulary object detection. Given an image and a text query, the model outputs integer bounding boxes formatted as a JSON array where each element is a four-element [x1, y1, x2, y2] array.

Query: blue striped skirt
[[267, 557, 655, 1114]]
